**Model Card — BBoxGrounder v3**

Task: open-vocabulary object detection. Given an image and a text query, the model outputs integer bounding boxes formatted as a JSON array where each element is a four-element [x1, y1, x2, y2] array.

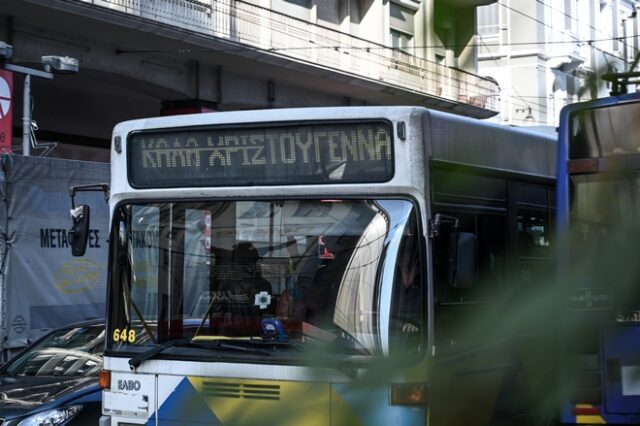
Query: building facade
[[478, 0, 639, 127], [1, 0, 498, 161]]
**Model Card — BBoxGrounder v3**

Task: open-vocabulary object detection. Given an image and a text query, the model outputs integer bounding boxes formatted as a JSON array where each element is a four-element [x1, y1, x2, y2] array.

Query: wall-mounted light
[[41, 55, 80, 74], [516, 106, 535, 122], [524, 106, 534, 121], [1, 42, 80, 156], [0, 42, 13, 60]]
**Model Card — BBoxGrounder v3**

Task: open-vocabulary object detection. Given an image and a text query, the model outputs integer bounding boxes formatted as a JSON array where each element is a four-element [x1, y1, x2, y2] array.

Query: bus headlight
[[17, 405, 82, 426], [390, 383, 427, 405]]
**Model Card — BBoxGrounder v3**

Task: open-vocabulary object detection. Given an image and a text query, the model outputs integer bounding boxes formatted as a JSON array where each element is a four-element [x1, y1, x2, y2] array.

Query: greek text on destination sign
[[128, 121, 394, 188]]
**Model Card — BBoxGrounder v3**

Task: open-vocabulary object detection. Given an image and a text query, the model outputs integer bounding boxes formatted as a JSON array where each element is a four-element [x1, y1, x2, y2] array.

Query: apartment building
[[478, 0, 639, 126], [1, 0, 499, 161]]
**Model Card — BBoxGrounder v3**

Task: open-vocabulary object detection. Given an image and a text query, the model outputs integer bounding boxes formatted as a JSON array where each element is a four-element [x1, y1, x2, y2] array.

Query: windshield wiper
[[216, 340, 274, 355], [128, 340, 186, 369], [128, 339, 271, 369]]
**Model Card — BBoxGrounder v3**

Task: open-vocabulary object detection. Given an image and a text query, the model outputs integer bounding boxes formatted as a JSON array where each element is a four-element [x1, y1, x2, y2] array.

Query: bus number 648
[[113, 328, 136, 343]]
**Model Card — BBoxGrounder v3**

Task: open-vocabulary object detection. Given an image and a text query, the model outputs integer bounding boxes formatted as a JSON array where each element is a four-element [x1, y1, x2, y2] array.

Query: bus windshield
[[571, 173, 640, 235], [569, 172, 640, 313], [108, 198, 424, 359], [569, 100, 640, 158]]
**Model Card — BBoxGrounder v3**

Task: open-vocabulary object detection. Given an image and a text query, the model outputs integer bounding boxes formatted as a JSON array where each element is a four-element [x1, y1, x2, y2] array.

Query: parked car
[[0, 319, 104, 425]]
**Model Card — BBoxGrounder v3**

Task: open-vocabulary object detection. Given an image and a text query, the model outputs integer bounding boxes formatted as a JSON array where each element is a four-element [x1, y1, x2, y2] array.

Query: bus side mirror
[[70, 204, 90, 257], [450, 232, 476, 289]]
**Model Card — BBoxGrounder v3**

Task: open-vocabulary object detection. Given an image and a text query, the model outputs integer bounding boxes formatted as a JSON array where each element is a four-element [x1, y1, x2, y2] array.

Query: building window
[[390, 2, 415, 54], [477, 3, 499, 37], [391, 29, 414, 53], [599, 0, 614, 52], [565, 0, 583, 34], [576, 0, 590, 41], [564, 0, 577, 32]]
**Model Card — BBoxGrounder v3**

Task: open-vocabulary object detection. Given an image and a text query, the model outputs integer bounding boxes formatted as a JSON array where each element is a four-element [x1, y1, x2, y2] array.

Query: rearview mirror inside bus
[[451, 232, 476, 289], [70, 204, 90, 257]]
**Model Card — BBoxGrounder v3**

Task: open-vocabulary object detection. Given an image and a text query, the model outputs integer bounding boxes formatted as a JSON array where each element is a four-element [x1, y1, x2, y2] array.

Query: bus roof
[[112, 106, 556, 196]]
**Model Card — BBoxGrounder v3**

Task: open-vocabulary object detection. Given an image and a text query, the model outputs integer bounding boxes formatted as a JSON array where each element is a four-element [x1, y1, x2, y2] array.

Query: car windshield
[[108, 199, 424, 358], [4, 324, 104, 377]]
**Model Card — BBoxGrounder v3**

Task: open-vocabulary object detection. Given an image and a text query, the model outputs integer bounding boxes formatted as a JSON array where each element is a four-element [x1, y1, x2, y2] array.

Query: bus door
[[602, 324, 640, 415]]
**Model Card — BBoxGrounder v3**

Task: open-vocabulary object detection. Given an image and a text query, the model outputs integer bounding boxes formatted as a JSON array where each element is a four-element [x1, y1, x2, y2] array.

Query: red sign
[[0, 70, 13, 153]]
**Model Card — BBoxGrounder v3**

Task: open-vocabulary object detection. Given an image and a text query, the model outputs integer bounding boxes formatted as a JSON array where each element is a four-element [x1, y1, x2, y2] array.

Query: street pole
[[3, 63, 53, 157], [1, 43, 79, 156], [22, 74, 30, 156]]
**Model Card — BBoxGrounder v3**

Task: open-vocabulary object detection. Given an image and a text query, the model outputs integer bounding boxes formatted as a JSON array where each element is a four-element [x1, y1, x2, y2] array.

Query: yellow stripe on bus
[[575, 404, 606, 424], [188, 377, 332, 426]]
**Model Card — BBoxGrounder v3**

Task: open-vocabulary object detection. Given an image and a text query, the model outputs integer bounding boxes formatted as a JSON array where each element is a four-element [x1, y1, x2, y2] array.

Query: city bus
[[70, 106, 557, 425], [556, 92, 640, 424]]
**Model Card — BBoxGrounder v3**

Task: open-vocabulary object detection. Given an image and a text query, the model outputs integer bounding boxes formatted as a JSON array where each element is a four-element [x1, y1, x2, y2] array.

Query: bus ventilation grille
[[202, 382, 281, 401]]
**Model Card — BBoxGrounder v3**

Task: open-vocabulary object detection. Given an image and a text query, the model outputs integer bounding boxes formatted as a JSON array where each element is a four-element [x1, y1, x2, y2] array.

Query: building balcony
[[73, 0, 499, 117]]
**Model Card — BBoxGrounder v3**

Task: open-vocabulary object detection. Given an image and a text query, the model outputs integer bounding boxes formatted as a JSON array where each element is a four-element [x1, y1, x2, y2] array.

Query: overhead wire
[[112, 0, 638, 118], [496, 0, 629, 64], [535, 0, 637, 55], [478, 0, 640, 119], [476, 35, 547, 115], [116, 35, 638, 55]]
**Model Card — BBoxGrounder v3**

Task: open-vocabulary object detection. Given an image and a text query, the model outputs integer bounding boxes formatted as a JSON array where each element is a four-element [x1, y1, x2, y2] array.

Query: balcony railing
[[82, 0, 499, 112]]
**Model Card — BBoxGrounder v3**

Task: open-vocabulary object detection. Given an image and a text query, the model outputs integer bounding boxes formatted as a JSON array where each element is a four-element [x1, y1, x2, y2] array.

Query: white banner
[[0, 154, 110, 352]]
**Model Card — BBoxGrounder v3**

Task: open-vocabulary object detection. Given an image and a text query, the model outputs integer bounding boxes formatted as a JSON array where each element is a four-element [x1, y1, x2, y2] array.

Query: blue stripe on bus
[[149, 377, 221, 425]]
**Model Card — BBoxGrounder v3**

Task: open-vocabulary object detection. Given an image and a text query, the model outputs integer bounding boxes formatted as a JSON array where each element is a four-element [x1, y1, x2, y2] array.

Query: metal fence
[[84, 0, 499, 111]]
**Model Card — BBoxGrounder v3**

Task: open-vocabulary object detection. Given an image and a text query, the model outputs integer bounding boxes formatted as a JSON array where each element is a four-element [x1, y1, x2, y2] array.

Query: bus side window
[[435, 212, 506, 303], [517, 211, 553, 288], [517, 212, 551, 258]]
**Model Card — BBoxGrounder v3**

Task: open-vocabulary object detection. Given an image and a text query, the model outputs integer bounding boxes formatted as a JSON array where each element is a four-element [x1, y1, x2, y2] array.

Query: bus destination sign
[[128, 122, 393, 188]]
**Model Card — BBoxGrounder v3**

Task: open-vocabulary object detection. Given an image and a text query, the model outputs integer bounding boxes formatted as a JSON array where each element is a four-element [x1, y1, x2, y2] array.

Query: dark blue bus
[[557, 91, 640, 424]]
